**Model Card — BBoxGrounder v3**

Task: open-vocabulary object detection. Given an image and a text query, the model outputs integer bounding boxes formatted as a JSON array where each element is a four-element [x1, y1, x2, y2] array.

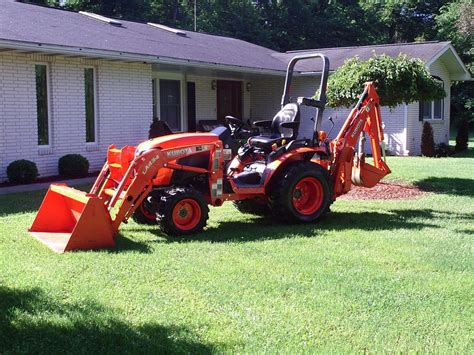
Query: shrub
[[323, 54, 446, 108], [7, 160, 39, 184], [421, 122, 435, 157], [435, 143, 452, 157], [58, 154, 89, 178], [455, 118, 469, 152]]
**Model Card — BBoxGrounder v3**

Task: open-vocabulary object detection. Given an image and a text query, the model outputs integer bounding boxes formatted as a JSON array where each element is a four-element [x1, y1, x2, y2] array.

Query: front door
[[217, 80, 242, 123]]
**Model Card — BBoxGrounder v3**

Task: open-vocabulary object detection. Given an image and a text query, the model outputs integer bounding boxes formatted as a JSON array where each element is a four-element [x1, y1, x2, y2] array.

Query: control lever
[[327, 116, 335, 138]]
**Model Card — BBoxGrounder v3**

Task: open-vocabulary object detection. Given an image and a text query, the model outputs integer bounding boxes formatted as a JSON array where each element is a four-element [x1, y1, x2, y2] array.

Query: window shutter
[[187, 82, 196, 132], [419, 101, 424, 121]]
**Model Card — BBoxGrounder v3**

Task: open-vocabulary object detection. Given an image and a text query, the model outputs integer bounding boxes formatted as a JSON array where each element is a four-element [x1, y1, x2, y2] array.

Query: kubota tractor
[[29, 54, 391, 252]]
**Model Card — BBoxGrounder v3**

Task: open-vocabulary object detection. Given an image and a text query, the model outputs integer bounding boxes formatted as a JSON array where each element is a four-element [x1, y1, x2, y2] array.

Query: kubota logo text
[[350, 121, 363, 138], [166, 148, 193, 158]]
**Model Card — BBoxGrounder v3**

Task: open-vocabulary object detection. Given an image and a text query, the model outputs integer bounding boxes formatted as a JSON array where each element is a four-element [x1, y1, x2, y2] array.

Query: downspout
[[403, 104, 409, 156]]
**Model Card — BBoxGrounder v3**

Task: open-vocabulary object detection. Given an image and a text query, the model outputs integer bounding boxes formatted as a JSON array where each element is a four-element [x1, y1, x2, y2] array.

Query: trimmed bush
[[7, 160, 39, 184], [58, 154, 89, 178], [421, 122, 435, 157], [455, 118, 469, 152], [323, 54, 446, 108], [435, 143, 452, 157]]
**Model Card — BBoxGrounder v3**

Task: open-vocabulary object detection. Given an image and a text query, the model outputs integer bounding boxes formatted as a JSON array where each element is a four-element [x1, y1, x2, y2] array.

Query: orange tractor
[[29, 54, 390, 252]]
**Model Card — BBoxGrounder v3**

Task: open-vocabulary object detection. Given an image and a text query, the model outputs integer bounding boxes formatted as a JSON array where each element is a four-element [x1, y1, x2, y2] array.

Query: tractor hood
[[136, 132, 220, 153]]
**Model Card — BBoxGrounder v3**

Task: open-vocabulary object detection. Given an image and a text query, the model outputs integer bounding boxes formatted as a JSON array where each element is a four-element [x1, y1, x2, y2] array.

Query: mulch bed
[[340, 181, 425, 200]]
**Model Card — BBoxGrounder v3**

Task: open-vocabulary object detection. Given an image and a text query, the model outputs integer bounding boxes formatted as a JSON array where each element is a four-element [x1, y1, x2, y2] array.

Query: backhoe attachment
[[331, 82, 391, 197]]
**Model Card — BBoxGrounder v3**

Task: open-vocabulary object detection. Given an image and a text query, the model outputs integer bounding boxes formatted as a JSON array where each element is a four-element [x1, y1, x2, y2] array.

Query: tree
[[359, 1, 447, 43], [455, 119, 469, 152], [436, 0, 474, 128], [323, 54, 446, 108], [197, 0, 271, 48], [421, 122, 436, 157]]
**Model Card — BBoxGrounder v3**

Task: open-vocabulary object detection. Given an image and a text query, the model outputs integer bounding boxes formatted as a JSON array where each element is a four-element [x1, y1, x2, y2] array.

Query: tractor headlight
[[135, 149, 144, 158]]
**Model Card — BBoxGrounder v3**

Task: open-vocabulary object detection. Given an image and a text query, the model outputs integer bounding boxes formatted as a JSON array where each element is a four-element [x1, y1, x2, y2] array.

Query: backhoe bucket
[[352, 160, 390, 188], [29, 184, 115, 253]]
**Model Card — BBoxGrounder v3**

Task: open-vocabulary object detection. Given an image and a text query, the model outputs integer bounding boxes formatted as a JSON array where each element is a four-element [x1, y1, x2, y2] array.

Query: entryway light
[[211, 80, 217, 90], [246, 82, 252, 92]]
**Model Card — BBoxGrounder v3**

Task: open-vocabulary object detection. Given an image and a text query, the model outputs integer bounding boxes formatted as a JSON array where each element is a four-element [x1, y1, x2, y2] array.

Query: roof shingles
[[0, 0, 452, 73]]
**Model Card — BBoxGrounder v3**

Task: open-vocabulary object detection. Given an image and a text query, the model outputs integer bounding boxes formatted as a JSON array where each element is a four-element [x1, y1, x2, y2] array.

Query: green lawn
[[1, 146, 473, 353]]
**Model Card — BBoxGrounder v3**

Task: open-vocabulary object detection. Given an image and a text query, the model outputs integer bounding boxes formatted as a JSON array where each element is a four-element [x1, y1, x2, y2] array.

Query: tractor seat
[[248, 103, 300, 152], [248, 135, 286, 150]]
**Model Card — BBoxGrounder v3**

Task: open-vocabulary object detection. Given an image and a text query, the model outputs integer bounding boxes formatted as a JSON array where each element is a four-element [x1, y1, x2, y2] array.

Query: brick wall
[[0, 52, 152, 181]]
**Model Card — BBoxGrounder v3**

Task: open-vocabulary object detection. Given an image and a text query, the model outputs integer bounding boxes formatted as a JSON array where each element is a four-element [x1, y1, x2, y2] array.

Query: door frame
[[216, 80, 243, 123]]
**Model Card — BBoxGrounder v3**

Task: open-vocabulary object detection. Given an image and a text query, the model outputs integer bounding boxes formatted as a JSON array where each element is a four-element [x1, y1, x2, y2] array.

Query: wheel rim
[[140, 200, 156, 221], [172, 198, 202, 231], [292, 177, 324, 215]]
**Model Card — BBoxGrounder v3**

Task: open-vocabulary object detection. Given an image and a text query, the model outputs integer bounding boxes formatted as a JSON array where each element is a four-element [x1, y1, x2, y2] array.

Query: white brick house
[[0, 1, 471, 181]]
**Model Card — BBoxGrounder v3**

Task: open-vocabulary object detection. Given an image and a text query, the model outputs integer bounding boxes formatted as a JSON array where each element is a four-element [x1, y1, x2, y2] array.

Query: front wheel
[[268, 161, 332, 223], [156, 187, 209, 236]]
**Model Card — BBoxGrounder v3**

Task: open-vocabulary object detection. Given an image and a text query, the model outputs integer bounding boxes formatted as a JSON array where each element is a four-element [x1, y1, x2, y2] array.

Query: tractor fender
[[261, 147, 320, 192]]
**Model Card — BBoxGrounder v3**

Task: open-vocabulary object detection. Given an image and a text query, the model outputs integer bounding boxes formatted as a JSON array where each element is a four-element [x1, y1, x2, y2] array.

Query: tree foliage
[[324, 54, 446, 108], [436, 0, 473, 126]]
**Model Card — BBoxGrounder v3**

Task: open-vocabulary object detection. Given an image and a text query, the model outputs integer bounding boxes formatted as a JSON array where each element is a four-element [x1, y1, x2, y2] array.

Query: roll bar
[[281, 53, 330, 145]]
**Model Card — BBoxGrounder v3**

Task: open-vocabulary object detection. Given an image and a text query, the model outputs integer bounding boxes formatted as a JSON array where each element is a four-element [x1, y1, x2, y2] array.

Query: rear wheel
[[157, 187, 209, 236], [233, 198, 270, 216], [132, 191, 160, 225], [268, 161, 332, 223]]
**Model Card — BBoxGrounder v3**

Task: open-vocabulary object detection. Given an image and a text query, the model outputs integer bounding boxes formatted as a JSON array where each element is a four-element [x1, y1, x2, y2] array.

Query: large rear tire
[[132, 191, 160, 225], [268, 161, 332, 223], [157, 187, 209, 236], [233, 198, 270, 216]]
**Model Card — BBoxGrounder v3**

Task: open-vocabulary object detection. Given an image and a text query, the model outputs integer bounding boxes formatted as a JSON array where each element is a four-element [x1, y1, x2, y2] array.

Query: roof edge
[[286, 41, 450, 53], [0, 38, 286, 76], [426, 43, 472, 81]]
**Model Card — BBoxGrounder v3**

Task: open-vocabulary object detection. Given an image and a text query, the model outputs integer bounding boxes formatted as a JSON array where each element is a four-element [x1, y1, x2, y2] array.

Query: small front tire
[[157, 187, 209, 236]]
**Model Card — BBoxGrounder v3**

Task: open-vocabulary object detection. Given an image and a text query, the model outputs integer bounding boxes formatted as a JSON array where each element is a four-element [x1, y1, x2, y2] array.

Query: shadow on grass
[[0, 286, 213, 354], [138, 208, 459, 244], [415, 177, 474, 197], [450, 146, 474, 158], [0, 189, 46, 217], [0, 184, 92, 217]]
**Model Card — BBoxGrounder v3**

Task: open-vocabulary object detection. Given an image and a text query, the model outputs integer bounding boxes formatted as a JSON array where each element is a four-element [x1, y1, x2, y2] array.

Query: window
[[159, 79, 181, 131], [152, 79, 157, 119], [420, 78, 444, 120], [84, 68, 96, 142], [35, 64, 49, 145]]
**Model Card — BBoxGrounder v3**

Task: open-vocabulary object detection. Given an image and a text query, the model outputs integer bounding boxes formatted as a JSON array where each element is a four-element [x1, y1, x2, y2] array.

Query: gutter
[[0, 38, 288, 76]]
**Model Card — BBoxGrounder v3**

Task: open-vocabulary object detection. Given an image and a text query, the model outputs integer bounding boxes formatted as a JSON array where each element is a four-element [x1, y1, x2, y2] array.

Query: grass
[[1, 144, 473, 353]]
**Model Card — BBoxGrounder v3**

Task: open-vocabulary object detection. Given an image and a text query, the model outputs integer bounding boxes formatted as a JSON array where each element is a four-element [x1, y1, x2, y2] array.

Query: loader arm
[[29, 140, 225, 253], [330, 82, 391, 197]]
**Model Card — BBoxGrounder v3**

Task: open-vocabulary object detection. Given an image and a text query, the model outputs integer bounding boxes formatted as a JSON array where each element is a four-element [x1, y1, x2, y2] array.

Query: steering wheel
[[225, 115, 244, 136]]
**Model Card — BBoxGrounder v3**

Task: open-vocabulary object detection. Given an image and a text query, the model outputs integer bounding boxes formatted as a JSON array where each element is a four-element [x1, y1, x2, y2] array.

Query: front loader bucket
[[29, 184, 115, 253]]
